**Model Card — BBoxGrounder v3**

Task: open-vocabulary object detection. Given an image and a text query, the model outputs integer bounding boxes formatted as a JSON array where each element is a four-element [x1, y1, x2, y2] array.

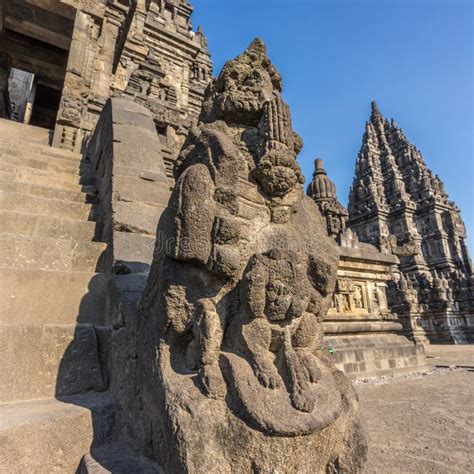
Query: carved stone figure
[[353, 285, 364, 309], [138, 39, 367, 473]]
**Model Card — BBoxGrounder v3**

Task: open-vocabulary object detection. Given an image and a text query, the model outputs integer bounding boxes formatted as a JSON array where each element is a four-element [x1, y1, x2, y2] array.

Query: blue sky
[[192, 0, 473, 252]]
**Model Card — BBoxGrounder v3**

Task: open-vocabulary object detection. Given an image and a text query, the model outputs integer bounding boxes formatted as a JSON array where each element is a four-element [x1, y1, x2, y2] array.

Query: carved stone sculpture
[[139, 39, 367, 473]]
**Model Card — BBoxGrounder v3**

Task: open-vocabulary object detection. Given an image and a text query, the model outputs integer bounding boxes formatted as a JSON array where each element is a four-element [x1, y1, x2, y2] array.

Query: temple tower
[[348, 102, 473, 343]]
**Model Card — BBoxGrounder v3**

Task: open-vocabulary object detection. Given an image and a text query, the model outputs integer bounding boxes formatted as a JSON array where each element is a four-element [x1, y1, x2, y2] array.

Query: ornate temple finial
[[247, 37, 267, 55], [308, 158, 336, 199], [314, 158, 326, 176], [370, 100, 382, 120]]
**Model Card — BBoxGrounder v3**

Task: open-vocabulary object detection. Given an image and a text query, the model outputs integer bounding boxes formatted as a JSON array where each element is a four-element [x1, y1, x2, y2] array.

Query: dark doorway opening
[[30, 83, 62, 130], [0, 0, 75, 130]]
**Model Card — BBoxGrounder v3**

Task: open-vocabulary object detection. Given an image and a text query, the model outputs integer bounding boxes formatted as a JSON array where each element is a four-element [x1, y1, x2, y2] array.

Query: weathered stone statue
[[139, 39, 367, 473]]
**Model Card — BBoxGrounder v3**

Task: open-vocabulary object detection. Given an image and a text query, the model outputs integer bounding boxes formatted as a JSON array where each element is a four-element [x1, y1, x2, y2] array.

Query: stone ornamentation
[[380, 234, 419, 257]]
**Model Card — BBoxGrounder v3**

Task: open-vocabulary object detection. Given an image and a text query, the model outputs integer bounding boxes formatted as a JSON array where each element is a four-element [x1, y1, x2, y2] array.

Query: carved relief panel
[[331, 278, 368, 315]]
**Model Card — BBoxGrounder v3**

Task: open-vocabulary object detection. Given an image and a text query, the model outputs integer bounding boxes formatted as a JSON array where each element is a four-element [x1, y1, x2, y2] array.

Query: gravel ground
[[356, 346, 474, 474]]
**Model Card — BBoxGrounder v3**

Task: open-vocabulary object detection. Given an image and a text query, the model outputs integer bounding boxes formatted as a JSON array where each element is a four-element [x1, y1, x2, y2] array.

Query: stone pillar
[[22, 78, 37, 125], [53, 7, 122, 153], [53, 10, 93, 151]]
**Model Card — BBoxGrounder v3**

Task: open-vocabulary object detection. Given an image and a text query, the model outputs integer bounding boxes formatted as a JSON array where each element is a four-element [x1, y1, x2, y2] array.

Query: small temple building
[[307, 158, 426, 378]]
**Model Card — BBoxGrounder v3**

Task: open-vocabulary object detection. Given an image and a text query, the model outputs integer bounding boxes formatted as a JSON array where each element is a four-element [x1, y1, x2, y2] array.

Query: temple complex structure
[[348, 102, 473, 343], [0, 1, 471, 471], [1, 0, 211, 173]]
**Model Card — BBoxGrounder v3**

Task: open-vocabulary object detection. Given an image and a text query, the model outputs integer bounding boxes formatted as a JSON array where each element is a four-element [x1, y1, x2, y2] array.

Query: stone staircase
[[0, 119, 116, 472]]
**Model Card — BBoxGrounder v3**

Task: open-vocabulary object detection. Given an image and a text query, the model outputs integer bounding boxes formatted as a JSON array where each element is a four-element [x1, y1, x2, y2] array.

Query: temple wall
[[322, 244, 427, 379]]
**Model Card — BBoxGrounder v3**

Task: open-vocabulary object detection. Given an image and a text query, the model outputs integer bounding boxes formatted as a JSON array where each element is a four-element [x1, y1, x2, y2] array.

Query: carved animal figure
[[138, 39, 367, 473]]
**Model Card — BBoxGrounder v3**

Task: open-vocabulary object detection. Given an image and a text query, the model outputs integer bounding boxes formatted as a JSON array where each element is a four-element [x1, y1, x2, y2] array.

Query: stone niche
[[328, 246, 395, 320]]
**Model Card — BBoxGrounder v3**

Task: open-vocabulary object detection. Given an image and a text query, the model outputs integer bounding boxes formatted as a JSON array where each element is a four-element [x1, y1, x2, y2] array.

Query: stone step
[[78, 443, 164, 473], [1, 151, 86, 175], [0, 172, 89, 202], [326, 334, 429, 379], [0, 167, 92, 192], [0, 268, 109, 325], [0, 118, 50, 145], [0, 394, 116, 474], [0, 210, 97, 241], [0, 141, 83, 163], [0, 190, 92, 221], [0, 235, 106, 271], [0, 323, 109, 403], [0, 161, 95, 186], [0, 144, 83, 166]]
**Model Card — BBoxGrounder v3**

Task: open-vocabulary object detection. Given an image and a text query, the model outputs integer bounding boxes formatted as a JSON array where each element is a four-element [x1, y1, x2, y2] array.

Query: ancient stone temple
[[348, 102, 474, 343], [308, 158, 426, 378], [1, 2, 469, 471], [137, 39, 367, 472], [1, 0, 212, 173]]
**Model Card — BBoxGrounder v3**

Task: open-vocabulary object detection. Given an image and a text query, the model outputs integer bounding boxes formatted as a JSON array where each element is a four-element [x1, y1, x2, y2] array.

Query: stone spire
[[348, 102, 473, 343], [307, 158, 348, 242]]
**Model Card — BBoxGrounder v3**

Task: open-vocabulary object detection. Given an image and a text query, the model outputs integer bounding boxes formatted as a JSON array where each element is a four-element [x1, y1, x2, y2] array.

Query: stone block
[[1, 153, 80, 175], [34, 213, 96, 240], [0, 175, 86, 202], [112, 232, 156, 271], [0, 268, 109, 325], [0, 190, 91, 220], [72, 241, 107, 272], [113, 200, 162, 235], [0, 324, 106, 402], [0, 235, 104, 272], [2, 168, 83, 191], [0, 235, 72, 271], [325, 334, 428, 379], [0, 162, 80, 184], [0, 395, 116, 474], [112, 175, 171, 207]]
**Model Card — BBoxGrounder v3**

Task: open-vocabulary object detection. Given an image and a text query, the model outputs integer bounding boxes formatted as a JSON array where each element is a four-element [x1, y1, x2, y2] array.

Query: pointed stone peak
[[370, 100, 383, 121], [246, 37, 267, 57]]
